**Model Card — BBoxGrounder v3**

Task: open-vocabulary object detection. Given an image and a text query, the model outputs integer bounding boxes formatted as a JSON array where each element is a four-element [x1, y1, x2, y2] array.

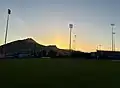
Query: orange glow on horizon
[[52, 35, 68, 49], [36, 36, 97, 52]]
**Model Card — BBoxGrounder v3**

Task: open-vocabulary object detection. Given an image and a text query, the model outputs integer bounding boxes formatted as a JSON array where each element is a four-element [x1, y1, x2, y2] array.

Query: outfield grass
[[0, 59, 120, 88]]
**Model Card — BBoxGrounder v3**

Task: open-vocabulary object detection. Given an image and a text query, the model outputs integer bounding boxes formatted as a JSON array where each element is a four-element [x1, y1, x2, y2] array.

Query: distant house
[[94, 50, 120, 59], [18, 53, 30, 58], [0, 54, 5, 58]]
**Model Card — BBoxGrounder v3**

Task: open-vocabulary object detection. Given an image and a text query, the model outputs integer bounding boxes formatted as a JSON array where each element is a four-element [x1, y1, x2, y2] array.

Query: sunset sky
[[0, 0, 120, 52]]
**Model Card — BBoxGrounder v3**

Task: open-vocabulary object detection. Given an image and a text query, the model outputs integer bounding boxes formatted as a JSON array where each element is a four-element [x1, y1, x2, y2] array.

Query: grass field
[[0, 59, 120, 88]]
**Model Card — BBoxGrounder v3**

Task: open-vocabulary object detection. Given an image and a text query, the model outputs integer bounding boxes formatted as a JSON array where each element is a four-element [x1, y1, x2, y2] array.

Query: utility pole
[[99, 45, 102, 51], [73, 34, 76, 50], [96, 45, 102, 51]]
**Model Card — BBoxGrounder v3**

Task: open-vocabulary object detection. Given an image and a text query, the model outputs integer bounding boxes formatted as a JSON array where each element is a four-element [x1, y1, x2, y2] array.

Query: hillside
[[0, 38, 86, 58], [0, 38, 71, 57], [0, 38, 45, 54]]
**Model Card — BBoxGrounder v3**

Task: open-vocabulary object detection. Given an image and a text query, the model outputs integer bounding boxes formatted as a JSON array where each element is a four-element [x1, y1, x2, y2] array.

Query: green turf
[[0, 59, 120, 88]]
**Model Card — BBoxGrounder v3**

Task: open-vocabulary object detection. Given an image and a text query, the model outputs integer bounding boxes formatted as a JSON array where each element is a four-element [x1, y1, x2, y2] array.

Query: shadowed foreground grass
[[0, 59, 120, 88]]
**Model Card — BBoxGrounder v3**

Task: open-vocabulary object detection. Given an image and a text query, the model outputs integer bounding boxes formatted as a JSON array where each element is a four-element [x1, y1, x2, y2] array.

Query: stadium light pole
[[69, 24, 73, 51], [111, 24, 115, 51], [4, 9, 11, 57], [113, 31, 116, 51], [4, 9, 11, 45]]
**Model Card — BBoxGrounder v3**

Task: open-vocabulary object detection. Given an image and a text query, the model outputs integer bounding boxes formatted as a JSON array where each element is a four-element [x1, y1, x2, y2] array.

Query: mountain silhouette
[[0, 38, 71, 58], [0, 38, 45, 54]]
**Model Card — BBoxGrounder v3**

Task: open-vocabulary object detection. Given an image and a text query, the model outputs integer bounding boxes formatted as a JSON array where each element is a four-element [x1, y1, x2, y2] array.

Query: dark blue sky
[[0, 0, 120, 51]]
